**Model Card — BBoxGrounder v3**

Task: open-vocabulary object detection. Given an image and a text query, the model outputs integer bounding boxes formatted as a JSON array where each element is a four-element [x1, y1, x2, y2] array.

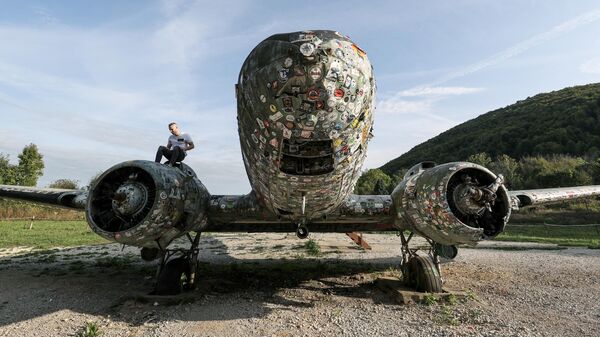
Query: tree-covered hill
[[380, 83, 600, 174]]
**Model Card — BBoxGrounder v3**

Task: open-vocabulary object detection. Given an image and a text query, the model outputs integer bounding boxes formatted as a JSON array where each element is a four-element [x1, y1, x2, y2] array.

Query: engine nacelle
[[86, 160, 210, 248], [391, 162, 511, 245]]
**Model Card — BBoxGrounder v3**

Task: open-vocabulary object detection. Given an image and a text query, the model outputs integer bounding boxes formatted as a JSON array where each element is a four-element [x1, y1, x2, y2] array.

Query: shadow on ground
[[0, 235, 403, 327]]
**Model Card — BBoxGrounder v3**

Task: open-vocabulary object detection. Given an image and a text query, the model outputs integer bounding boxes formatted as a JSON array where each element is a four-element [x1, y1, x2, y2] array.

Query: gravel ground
[[0, 233, 599, 337]]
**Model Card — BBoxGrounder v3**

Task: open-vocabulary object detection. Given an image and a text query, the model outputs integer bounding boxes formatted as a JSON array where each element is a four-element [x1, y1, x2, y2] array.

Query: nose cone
[[112, 182, 149, 217], [237, 30, 375, 163]]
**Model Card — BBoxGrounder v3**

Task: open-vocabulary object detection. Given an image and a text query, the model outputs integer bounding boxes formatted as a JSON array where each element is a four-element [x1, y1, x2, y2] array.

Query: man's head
[[168, 122, 180, 136]]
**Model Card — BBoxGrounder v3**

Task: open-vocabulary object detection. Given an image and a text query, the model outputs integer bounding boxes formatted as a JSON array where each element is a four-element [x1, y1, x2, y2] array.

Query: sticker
[[269, 111, 283, 121], [283, 127, 292, 139], [285, 121, 295, 129], [282, 97, 293, 107], [269, 138, 279, 147], [309, 66, 322, 81], [285, 114, 295, 122], [256, 117, 265, 129], [300, 43, 315, 56], [260, 95, 266, 103], [278, 69, 289, 82], [284, 57, 293, 68], [334, 89, 345, 98], [269, 104, 277, 112], [307, 88, 320, 101], [300, 130, 312, 138]]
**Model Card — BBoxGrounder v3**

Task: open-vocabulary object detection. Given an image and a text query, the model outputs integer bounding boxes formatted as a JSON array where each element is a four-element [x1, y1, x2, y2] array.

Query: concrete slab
[[375, 277, 468, 305]]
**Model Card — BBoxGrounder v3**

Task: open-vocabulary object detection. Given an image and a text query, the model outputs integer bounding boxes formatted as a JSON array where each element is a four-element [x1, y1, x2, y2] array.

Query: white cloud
[[397, 86, 484, 97], [430, 9, 600, 86], [377, 98, 433, 115]]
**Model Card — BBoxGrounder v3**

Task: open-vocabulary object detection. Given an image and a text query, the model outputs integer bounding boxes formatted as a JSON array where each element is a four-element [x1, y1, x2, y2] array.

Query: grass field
[[0, 220, 109, 249], [0, 220, 599, 249], [496, 224, 600, 248]]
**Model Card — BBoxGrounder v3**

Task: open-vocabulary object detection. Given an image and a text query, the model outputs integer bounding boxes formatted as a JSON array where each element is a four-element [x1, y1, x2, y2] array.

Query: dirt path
[[0, 233, 599, 336]]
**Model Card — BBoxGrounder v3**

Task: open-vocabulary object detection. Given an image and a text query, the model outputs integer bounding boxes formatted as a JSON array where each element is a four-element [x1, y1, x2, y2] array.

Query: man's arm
[[186, 142, 195, 151]]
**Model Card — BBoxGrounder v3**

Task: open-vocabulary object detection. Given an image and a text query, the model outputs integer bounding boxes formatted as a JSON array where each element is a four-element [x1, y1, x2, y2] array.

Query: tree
[[354, 169, 392, 195], [48, 179, 79, 189], [467, 152, 492, 167], [17, 144, 44, 186], [489, 154, 522, 189], [0, 153, 18, 185], [373, 179, 388, 195]]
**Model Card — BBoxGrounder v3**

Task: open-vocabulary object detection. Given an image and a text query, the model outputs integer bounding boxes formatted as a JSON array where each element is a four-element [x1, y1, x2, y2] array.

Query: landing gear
[[152, 232, 202, 295], [399, 231, 443, 293]]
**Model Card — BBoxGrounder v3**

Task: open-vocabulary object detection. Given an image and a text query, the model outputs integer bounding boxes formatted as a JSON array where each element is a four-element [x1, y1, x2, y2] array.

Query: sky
[[1, 0, 600, 194]]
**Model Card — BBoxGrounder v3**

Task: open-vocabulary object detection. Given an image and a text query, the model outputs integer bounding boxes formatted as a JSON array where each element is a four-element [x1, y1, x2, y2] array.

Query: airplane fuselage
[[236, 30, 375, 222]]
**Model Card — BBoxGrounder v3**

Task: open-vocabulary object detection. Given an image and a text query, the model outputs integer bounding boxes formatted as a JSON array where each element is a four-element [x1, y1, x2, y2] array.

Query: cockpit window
[[280, 139, 334, 175]]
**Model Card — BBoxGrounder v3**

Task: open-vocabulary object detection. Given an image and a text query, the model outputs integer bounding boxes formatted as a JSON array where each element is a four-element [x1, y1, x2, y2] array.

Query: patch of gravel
[[0, 233, 599, 337]]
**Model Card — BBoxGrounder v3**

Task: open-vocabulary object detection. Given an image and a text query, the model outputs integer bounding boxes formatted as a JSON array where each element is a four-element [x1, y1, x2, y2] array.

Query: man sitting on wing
[[154, 122, 195, 166]]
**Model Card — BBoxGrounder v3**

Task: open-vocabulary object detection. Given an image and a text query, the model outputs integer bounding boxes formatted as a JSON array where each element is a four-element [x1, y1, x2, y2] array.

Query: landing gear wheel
[[154, 257, 191, 295], [406, 255, 443, 293]]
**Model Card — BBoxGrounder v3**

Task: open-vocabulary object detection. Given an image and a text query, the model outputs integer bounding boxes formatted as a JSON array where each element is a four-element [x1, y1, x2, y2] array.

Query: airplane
[[2, 30, 600, 295]]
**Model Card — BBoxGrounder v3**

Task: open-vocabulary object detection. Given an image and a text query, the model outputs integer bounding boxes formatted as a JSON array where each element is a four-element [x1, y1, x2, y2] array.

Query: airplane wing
[[0, 184, 87, 210], [509, 185, 600, 210], [205, 193, 395, 232]]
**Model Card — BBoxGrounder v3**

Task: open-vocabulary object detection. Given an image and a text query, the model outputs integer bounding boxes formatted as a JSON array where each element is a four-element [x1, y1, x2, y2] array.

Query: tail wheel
[[406, 255, 443, 293], [154, 257, 191, 295]]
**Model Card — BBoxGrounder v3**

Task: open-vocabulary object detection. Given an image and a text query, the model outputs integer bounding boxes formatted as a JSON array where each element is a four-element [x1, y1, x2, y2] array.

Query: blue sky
[[1, 0, 600, 193]]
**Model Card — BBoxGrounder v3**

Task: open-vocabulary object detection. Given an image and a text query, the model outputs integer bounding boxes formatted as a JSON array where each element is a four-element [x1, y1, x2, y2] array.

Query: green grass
[[304, 238, 321, 256], [76, 321, 100, 337], [0, 220, 109, 249], [496, 224, 600, 247]]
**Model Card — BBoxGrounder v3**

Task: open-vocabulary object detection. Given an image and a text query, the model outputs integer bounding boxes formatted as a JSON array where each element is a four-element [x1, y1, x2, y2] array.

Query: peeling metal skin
[[391, 162, 512, 245], [85, 160, 210, 249], [236, 30, 375, 222]]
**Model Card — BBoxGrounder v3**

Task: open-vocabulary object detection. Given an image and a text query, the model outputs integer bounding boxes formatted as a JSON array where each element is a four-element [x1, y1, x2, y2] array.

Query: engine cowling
[[391, 162, 511, 245], [86, 160, 210, 248]]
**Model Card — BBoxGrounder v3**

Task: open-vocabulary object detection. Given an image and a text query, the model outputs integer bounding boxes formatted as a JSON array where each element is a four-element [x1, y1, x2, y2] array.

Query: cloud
[[397, 86, 484, 97], [429, 9, 600, 86], [376, 86, 483, 121], [580, 57, 600, 74]]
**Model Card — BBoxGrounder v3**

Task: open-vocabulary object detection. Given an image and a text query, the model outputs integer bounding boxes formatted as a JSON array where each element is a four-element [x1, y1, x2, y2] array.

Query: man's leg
[[155, 146, 172, 163], [169, 147, 183, 165]]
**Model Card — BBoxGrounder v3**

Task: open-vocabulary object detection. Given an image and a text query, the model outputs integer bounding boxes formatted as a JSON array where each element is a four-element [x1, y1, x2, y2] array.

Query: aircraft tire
[[154, 257, 190, 295], [407, 255, 442, 293]]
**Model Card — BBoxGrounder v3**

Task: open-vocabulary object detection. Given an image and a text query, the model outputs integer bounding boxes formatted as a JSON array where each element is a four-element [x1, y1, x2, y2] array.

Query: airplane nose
[[111, 181, 149, 217]]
